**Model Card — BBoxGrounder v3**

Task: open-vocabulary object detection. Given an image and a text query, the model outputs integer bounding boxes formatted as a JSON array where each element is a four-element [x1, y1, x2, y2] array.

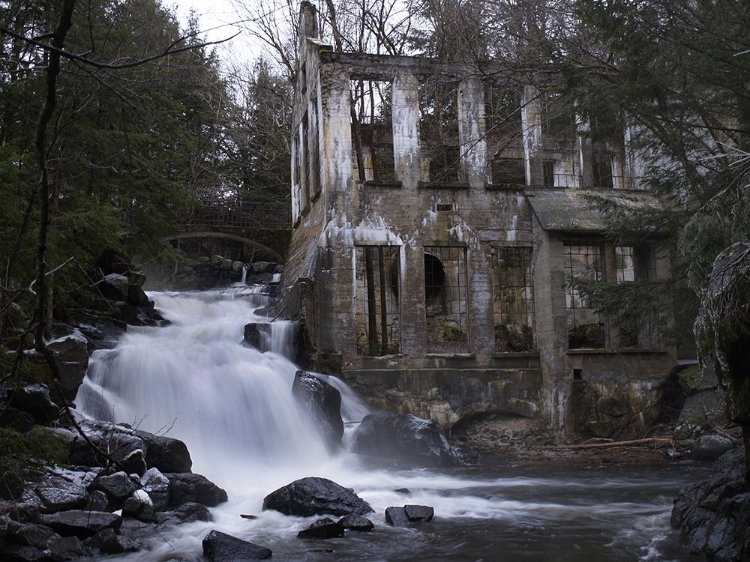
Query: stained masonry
[[280, 3, 676, 437]]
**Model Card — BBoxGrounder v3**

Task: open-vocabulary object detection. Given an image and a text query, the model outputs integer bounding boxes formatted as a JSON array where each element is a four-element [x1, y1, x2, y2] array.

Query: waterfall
[[240, 263, 249, 284], [76, 286, 367, 481]]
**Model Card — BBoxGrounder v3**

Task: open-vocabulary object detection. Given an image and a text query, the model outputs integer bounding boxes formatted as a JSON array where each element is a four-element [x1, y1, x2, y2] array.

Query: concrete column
[[399, 241, 427, 355], [458, 76, 488, 188], [576, 112, 593, 188], [521, 85, 544, 186], [321, 69, 353, 195], [392, 73, 422, 188]]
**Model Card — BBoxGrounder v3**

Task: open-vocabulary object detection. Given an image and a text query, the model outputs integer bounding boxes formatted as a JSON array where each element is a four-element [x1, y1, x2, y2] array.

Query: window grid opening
[[615, 245, 658, 348], [355, 246, 400, 356], [564, 241, 607, 349], [424, 246, 469, 353], [492, 247, 535, 352]]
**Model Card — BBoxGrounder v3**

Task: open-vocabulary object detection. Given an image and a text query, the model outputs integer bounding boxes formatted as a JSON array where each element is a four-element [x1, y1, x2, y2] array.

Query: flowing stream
[[76, 285, 708, 562]]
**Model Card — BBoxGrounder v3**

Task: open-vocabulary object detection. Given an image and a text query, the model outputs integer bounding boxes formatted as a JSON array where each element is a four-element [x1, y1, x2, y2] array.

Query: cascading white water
[[77, 286, 367, 481], [76, 285, 708, 562], [240, 263, 249, 285]]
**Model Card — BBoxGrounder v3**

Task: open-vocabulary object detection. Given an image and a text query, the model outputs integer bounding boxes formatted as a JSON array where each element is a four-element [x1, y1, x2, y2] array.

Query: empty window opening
[[420, 81, 460, 183], [615, 245, 659, 348], [543, 160, 555, 187], [492, 158, 526, 187], [573, 368, 583, 380], [351, 80, 394, 182], [564, 241, 607, 349], [355, 246, 400, 356], [424, 246, 469, 353], [593, 152, 614, 188], [492, 247, 535, 352], [542, 93, 575, 136], [485, 86, 522, 141]]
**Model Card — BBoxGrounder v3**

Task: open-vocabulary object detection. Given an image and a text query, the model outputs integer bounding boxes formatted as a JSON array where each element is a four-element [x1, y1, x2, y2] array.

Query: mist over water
[[76, 286, 707, 562]]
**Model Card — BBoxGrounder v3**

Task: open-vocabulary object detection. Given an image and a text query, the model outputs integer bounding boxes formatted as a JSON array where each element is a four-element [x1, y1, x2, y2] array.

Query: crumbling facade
[[281, 3, 676, 437]]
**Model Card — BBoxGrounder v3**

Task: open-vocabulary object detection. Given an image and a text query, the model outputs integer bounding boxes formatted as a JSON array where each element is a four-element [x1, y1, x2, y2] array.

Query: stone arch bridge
[[169, 198, 291, 264]]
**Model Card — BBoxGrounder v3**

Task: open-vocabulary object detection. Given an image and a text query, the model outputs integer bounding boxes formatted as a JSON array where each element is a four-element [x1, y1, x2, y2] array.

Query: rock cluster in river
[[0, 386, 227, 562], [196, 475, 433, 560]]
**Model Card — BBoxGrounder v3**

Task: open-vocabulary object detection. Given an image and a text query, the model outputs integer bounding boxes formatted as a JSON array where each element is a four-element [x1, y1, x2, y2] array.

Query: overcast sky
[[171, 0, 260, 65]]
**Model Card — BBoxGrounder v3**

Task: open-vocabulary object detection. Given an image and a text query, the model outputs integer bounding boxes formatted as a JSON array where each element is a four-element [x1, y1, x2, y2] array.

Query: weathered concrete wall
[[281, 3, 680, 437]]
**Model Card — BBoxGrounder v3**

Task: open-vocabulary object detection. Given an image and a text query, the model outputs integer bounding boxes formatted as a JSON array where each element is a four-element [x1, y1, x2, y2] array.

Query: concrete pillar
[[576, 112, 593, 188], [458, 76, 488, 188], [521, 85, 544, 186], [321, 68, 353, 197], [399, 241, 427, 355], [392, 73, 422, 188]]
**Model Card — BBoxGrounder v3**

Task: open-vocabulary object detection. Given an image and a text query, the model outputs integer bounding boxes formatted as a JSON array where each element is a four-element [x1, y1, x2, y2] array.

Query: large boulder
[[385, 504, 434, 527], [351, 411, 457, 467], [137, 431, 192, 473], [10, 384, 60, 423], [691, 435, 736, 462], [296, 517, 345, 539], [34, 477, 87, 512], [292, 371, 344, 451], [202, 530, 272, 561], [67, 421, 147, 474], [262, 477, 372, 517], [48, 332, 89, 401], [164, 473, 228, 507], [40, 510, 122, 539], [671, 448, 750, 561]]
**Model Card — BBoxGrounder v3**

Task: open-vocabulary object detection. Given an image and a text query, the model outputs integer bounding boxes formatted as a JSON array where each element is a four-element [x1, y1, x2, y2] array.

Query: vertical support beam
[[521, 85, 544, 186], [392, 73, 421, 188], [458, 76, 488, 188], [321, 69, 353, 196], [576, 112, 593, 188]]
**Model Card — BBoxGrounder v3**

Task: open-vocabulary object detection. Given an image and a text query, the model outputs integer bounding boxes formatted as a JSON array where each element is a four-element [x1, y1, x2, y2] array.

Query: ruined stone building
[[281, 3, 676, 437]]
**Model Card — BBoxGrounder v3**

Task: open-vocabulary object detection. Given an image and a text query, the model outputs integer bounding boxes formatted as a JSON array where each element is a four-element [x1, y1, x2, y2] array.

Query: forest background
[[0, 0, 748, 391]]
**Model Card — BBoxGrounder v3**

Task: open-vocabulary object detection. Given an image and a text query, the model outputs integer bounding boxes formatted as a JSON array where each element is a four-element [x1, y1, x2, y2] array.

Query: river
[[75, 285, 708, 562]]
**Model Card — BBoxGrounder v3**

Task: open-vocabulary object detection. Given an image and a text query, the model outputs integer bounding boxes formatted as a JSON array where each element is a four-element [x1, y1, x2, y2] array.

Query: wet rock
[[297, 517, 345, 539], [10, 384, 60, 423], [292, 371, 344, 451], [40, 510, 122, 539], [171, 502, 213, 523], [48, 333, 89, 401], [93, 471, 137, 504], [0, 519, 57, 548], [243, 323, 270, 350], [351, 411, 457, 467], [679, 391, 727, 428], [34, 477, 87, 512], [122, 490, 157, 523], [67, 421, 146, 472], [164, 473, 228, 507], [202, 530, 272, 561], [385, 504, 434, 526], [405, 504, 434, 522], [691, 435, 736, 462], [137, 431, 192, 473], [384, 507, 410, 527], [100, 533, 141, 555], [338, 513, 374, 531], [263, 477, 372, 517], [85, 490, 109, 512], [140, 468, 169, 511], [671, 448, 750, 561], [47, 535, 89, 560]]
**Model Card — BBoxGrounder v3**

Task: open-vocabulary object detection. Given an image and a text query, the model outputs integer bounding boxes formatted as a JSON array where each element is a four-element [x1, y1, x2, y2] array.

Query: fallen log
[[544, 437, 673, 451]]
